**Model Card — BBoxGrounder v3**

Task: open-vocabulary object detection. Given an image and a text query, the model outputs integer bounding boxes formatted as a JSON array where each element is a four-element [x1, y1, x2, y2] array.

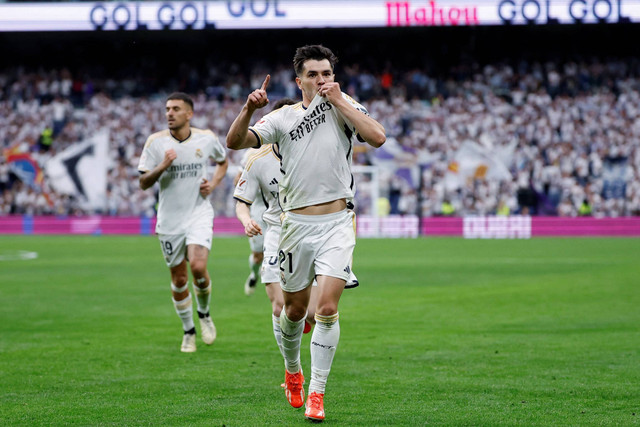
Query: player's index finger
[[261, 74, 271, 91]]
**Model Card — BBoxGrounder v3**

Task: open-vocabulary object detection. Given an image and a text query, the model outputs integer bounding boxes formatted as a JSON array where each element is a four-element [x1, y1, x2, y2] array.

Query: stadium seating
[[1, 57, 639, 218]]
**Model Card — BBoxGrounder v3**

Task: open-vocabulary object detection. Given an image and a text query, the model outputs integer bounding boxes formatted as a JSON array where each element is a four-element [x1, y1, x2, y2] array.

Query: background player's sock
[[272, 314, 285, 357], [280, 310, 306, 373], [249, 254, 260, 280]]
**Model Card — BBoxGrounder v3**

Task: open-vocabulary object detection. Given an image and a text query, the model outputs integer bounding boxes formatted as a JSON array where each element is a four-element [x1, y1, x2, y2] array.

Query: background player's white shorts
[[248, 223, 265, 253], [248, 204, 267, 252], [261, 224, 281, 284], [279, 209, 355, 293], [158, 220, 213, 268]]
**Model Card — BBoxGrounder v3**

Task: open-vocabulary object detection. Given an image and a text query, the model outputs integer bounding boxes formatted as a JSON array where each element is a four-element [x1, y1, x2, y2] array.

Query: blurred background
[[2, 0, 640, 237]]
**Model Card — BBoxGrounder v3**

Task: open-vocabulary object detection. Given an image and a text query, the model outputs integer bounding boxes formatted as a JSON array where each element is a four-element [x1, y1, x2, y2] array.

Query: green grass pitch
[[0, 235, 638, 425]]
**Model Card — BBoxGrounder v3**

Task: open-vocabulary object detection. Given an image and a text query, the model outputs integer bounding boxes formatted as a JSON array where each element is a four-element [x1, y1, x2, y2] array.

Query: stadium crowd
[[1, 56, 639, 218]]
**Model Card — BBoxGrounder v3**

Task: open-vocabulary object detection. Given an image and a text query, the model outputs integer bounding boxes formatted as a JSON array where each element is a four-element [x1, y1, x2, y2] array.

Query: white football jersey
[[138, 128, 226, 234], [239, 148, 267, 227], [249, 93, 367, 211], [233, 144, 282, 226]]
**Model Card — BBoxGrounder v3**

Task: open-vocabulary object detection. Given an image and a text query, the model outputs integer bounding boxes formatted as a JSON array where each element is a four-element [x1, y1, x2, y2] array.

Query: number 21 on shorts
[[279, 250, 293, 273]]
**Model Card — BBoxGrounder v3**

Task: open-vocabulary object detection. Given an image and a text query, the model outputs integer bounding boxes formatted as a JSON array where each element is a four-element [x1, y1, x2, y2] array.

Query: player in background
[[233, 150, 267, 296], [227, 45, 385, 422], [138, 92, 228, 353]]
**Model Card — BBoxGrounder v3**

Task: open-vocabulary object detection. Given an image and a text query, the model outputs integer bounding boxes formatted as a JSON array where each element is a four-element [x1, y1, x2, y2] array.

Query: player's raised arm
[[226, 75, 271, 150]]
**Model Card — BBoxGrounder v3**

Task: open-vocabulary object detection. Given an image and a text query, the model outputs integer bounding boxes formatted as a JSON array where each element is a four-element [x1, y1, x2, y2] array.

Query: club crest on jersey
[[195, 148, 203, 158]]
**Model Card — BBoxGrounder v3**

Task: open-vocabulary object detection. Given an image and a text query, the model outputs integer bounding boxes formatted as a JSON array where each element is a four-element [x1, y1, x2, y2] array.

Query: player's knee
[[284, 303, 307, 322], [171, 273, 188, 288], [315, 302, 338, 317], [272, 303, 283, 318], [189, 260, 207, 278]]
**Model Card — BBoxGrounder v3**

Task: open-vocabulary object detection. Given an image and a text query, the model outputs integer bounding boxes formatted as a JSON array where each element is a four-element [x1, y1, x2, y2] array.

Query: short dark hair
[[293, 45, 338, 77], [271, 98, 297, 111], [166, 92, 194, 110]]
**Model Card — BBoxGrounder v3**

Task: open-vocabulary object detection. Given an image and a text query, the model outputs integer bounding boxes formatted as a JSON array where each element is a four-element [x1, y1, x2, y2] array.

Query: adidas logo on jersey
[[269, 178, 279, 185]]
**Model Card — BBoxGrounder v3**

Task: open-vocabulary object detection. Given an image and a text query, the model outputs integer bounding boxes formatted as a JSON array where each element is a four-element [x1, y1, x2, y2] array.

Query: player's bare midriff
[[291, 199, 346, 215]]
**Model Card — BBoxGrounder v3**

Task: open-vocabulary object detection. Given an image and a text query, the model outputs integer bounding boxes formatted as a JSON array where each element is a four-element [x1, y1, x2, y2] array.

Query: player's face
[[165, 100, 193, 131], [296, 59, 334, 103]]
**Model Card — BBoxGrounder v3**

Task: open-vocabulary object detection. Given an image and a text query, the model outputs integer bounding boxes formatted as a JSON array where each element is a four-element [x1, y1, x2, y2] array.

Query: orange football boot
[[304, 392, 325, 421], [284, 369, 305, 408]]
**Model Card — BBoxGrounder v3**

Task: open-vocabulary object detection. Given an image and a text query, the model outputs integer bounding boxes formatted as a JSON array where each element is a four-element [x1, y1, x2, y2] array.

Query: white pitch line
[[0, 250, 39, 261]]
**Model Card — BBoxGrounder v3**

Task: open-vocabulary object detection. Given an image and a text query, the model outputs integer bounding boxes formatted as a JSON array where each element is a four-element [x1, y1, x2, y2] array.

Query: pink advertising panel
[[0, 215, 244, 235], [1, 215, 639, 237]]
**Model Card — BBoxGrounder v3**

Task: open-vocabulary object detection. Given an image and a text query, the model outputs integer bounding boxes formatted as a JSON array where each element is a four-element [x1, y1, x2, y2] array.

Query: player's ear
[[295, 76, 301, 90]]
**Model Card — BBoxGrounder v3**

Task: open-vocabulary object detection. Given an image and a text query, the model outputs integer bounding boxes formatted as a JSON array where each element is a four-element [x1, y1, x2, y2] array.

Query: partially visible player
[[233, 98, 310, 356], [138, 92, 228, 353], [227, 45, 385, 422], [233, 150, 267, 296]]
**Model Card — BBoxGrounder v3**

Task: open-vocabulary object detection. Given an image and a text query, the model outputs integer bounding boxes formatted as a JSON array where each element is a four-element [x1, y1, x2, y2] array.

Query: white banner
[[0, 0, 638, 32], [44, 130, 109, 211], [444, 140, 513, 191]]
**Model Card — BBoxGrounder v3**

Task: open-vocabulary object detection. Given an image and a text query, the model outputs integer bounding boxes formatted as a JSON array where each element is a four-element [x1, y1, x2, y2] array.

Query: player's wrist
[[244, 102, 257, 114]]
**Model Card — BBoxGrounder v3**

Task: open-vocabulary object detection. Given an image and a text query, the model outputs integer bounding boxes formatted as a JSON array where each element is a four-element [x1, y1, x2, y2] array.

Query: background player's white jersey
[[239, 147, 267, 228], [233, 144, 282, 226], [250, 93, 368, 211], [138, 128, 226, 235]]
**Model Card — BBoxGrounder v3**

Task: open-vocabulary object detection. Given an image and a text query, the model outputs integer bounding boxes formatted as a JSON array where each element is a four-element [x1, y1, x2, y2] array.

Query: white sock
[[309, 313, 340, 395], [194, 278, 211, 314], [280, 310, 306, 373], [272, 314, 285, 358], [172, 294, 195, 332], [249, 254, 260, 279]]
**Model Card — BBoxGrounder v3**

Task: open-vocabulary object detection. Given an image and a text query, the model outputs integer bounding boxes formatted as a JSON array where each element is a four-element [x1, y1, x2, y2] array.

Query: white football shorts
[[248, 203, 267, 253], [260, 223, 281, 284], [278, 209, 356, 293], [248, 231, 265, 253], [157, 217, 213, 268]]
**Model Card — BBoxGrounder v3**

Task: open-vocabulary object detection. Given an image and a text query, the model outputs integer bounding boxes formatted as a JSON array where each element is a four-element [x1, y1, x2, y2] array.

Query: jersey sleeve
[[249, 110, 282, 147], [340, 93, 370, 142], [207, 131, 227, 163], [138, 136, 159, 173], [233, 164, 259, 205], [239, 148, 254, 169]]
